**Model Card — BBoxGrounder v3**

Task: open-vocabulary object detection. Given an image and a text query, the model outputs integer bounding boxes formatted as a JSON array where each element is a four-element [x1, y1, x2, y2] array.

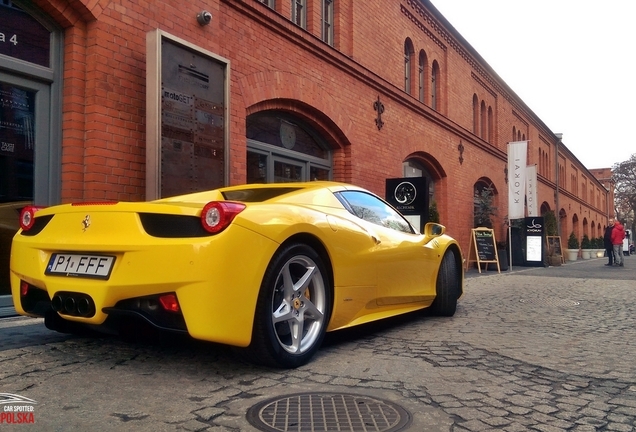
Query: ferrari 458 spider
[[11, 182, 463, 368]]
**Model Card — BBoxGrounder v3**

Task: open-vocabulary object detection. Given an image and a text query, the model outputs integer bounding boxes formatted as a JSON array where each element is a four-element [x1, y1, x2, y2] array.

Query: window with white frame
[[321, 0, 334, 46], [292, 0, 306, 28], [256, 0, 275, 8]]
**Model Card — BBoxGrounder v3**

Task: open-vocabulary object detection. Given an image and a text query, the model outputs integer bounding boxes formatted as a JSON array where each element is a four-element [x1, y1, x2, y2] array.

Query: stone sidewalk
[[0, 255, 634, 431]]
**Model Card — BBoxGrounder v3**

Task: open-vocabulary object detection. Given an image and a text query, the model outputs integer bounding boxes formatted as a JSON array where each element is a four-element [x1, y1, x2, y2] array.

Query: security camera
[[197, 10, 212, 26]]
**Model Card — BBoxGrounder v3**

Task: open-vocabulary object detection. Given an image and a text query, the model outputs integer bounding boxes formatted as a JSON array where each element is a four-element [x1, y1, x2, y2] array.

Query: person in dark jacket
[[604, 218, 615, 266], [611, 219, 625, 267]]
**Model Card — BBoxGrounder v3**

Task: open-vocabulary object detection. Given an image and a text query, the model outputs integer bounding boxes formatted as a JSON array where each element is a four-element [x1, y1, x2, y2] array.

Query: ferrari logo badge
[[82, 215, 91, 232]]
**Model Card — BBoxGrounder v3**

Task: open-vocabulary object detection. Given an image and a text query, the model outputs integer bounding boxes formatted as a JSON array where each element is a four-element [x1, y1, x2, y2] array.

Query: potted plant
[[580, 234, 592, 259], [596, 236, 605, 257], [589, 236, 598, 257], [543, 211, 561, 266], [566, 232, 579, 261], [546, 243, 562, 266], [496, 240, 509, 271]]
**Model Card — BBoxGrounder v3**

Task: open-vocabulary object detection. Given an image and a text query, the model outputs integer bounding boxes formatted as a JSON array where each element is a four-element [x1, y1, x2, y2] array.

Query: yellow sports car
[[10, 182, 463, 368]]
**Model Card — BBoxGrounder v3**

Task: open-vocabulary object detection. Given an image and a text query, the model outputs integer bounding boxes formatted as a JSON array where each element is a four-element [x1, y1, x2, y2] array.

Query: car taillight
[[19, 206, 45, 231], [20, 281, 29, 297], [158, 294, 180, 313], [201, 201, 246, 234]]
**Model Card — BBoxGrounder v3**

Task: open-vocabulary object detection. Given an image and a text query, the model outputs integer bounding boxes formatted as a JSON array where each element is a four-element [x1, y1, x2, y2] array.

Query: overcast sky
[[431, 0, 635, 169]]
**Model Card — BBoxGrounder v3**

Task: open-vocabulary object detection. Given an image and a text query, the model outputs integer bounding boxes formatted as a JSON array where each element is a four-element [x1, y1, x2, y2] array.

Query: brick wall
[[31, 0, 609, 256]]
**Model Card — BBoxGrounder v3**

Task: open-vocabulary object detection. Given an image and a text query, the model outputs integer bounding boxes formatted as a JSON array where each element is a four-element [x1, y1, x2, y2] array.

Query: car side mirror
[[424, 222, 445, 237]]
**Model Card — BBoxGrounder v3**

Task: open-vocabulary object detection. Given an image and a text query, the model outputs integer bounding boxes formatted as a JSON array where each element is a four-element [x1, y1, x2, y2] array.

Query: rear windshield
[[222, 187, 301, 202]]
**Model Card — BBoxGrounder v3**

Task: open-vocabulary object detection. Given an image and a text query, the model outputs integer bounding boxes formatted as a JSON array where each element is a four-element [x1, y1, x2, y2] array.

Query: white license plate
[[46, 254, 115, 279]]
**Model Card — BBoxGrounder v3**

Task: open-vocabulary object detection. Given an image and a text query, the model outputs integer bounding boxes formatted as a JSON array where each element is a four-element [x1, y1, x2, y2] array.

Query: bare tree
[[612, 153, 636, 235]]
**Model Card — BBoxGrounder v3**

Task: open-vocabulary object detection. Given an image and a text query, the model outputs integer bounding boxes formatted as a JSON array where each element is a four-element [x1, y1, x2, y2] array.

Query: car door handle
[[366, 228, 381, 245], [346, 217, 382, 245]]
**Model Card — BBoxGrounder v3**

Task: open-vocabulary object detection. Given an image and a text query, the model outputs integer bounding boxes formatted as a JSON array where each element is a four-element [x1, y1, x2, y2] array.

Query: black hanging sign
[[385, 177, 428, 233]]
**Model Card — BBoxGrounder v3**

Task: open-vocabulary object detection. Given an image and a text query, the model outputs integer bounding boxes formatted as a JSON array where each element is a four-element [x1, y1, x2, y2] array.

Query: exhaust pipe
[[51, 292, 96, 317], [63, 296, 76, 315], [76, 297, 93, 317], [51, 295, 63, 312]]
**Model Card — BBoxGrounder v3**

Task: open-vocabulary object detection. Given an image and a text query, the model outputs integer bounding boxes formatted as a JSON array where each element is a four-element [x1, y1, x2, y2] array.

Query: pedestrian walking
[[611, 219, 625, 267], [604, 218, 615, 266]]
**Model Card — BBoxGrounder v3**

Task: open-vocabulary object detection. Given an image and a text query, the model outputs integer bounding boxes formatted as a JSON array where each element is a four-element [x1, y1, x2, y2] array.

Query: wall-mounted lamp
[[197, 10, 212, 26]]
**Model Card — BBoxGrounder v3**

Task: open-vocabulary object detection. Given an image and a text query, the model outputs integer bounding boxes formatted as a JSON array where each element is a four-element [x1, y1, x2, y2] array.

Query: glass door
[[0, 74, 50, 301]]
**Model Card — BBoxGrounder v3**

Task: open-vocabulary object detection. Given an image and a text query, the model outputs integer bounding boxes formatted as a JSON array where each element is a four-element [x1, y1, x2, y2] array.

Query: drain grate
[[246, 392, 412, 432]]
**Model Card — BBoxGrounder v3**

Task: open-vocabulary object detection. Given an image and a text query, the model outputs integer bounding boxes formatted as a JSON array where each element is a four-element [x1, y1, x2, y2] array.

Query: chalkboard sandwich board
[[466, 228, 500, 273]]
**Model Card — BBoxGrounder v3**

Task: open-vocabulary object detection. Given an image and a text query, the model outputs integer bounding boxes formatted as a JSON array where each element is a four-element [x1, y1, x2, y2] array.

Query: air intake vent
[[20, 215, 53, 236], [139, 213, 212, 238]]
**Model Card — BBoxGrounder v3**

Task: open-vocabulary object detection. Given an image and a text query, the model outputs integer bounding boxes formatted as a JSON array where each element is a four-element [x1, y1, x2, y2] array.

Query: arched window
[[473, 178, 497, 228], [480, 101, 486, 140], [472, 94, 479, 135], [431, 61, 439, 110], [418, 50, 427, 102], [572, 214, 580, 240], [403, 159, 435, 205], [487, 106, 493, 143], [246, 111, 332, 183], [404, 39, 414, 94]]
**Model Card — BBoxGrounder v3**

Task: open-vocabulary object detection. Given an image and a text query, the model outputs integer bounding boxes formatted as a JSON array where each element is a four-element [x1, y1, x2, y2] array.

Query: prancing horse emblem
[[82, 215, 91, 232]]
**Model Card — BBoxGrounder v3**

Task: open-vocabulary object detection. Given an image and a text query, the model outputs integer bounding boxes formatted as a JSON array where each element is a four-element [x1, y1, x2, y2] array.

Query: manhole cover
[[519, 298, 580, 307], [246, 392, 412, 432]]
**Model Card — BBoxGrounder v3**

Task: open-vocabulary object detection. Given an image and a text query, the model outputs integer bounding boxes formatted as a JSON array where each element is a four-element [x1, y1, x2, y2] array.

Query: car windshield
[[222, 187, 301, 202]]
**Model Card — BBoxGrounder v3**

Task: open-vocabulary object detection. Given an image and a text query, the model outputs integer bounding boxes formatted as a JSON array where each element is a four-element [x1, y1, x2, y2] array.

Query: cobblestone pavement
[[0, 257, 634, 431]]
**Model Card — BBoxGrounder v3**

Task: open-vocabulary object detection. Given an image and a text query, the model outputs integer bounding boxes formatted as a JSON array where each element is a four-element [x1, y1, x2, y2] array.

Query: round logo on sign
[[394, 182, 416, 205]]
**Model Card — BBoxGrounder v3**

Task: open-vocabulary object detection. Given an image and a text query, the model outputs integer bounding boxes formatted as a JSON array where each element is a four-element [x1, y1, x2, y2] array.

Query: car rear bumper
[[10, 224, 278, 346]]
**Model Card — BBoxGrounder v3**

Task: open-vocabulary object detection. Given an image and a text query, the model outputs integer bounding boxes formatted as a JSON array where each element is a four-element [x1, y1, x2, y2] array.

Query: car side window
[[335, 191, 414, 234]]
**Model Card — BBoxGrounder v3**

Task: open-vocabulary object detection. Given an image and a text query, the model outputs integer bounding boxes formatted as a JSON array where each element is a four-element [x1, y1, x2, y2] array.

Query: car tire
[[246, 243, 332, 368], [430, 250, 460, 317]]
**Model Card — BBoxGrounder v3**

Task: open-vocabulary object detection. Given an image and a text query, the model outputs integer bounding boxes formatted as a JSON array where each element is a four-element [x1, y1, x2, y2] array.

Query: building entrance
[[0, 1, 62, 309], [0, 74, 51, 300], [246, 111, 332, 183]]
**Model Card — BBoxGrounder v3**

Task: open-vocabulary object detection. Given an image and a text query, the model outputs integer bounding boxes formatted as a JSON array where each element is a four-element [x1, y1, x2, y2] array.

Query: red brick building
[[0, 0, 611, 300]]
